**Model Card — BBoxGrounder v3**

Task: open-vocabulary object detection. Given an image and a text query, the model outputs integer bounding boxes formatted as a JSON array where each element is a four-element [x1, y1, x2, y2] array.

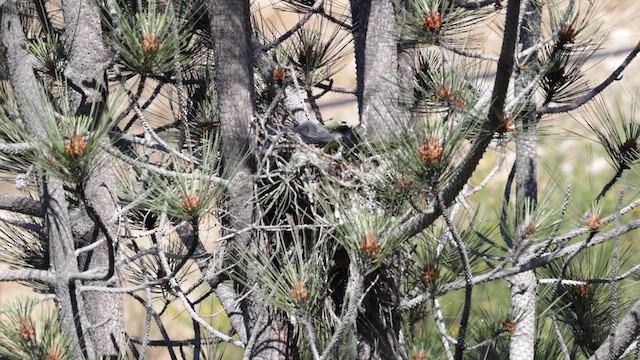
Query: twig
[[301, 312, 321, 360], [451, 0, 498, 9], [539, 41, 640, 115], [440, 42, 499, 62], [552, 312, 571, 360], [138, 275, 152, 360], [608, 192, 624, 359], [438, 192, 474, 360], [531, 198, 640, 252], [399, 217, 640, 310], [432, 297, 456, 360], [0, 142, 35, 154], [157, 245, 245, 348], [261, 0, 325, 51], [0, 213, 42, 233], [0, 268, 54, 283], [103, 144, 229, 185]]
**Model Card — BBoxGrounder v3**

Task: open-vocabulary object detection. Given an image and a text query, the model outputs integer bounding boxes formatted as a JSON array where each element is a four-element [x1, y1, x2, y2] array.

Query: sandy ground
[[2, 0, 640, 358]]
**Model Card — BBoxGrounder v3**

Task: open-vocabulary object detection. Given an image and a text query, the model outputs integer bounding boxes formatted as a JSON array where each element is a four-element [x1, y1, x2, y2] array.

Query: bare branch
[[438, 192, 473, 360], [451, 0, 498, 9], [0, 268, 54, 283], [0, 142, 35, 154], [0, 192, 43, 217], [589, 299, 640, 360]]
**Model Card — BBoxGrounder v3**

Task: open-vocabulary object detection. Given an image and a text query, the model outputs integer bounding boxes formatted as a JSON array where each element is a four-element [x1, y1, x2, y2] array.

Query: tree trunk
[[350, 0, 401, 139], [349, 1, 410, 358], [1, 5, 90, 358], [208, 1, 292, 358], [61, 0, 125, 355], [510, 1, 541, 359]]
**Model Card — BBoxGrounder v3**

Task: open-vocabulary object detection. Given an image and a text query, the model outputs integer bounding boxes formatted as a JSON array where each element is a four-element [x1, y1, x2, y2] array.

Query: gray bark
[[508, 270, 537, 360], [510, 1, 541, 359], [62, 0, 108, 115], [61, 0, 125, 354], [1, 4, 89, 358], [590, 299, 640, 360], [350, 0, 401, 140], [348, 2, 406, 358], [208, 0, 289, 358]]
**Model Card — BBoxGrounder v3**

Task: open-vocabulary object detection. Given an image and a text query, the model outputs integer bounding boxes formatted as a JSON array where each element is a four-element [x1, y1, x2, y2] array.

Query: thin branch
[[590, 299, 640, 360], [432, 297, 455, 360], [609, 192, 625, 358], [538, 262, 640, 285], [320, 12, 352, 30], [128, 335, 223, 347], [138, 276, 153, 360], [594, 168, 624, 204], [0, 212, 42, 233], [0, 192, 43, 217], [539, 41, 640, 115], [500, 162, 516, 247], [103, 144, 229, 185], [451, 0, 498, 9], [552, 312, 572, 360], [0, 268, 54, 283], [156, 243, 245, 348], [313, 80, 356, 95], [438, 192, 474, 360], [400, 217, 640, 310], [301, 313, 321, 360], [440, 42, 499, 62], [260, 0, 324, 51], [531, 197, 640, 252], [0, 142, 35, 154], [129, 292, 179, 360], [536, 185, 572, 256], [465, 152, 505, 196]]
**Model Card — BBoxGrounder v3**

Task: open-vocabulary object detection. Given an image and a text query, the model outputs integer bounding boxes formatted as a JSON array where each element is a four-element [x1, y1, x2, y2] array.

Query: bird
[[292, 121, 358, 147]]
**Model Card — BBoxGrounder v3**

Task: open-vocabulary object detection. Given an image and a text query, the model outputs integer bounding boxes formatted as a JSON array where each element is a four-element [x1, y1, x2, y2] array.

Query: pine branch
[[261, 0, 325, 51], [0, 193, 43, 217], [398, 0, 523, 239], [0, 268, 54, 283], [399, 218, 640, 310], [451, 0, 498, 9], [539, 41, 640, 115], [174, 220, 248, 343], [589, 299, 640, 360], [438, 192, 473, 360], [0, 142, 35, 154]]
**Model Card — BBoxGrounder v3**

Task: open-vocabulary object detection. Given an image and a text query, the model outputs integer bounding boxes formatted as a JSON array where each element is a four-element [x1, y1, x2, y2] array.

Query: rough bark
[[589, 299, 640, 360], [350, 0, 401, 139], [510, 1, 540, 359], [62, 0, 108, 115], [208, 0, 286, 358], [61, 0, 125, 354], [348, 2, 407, 358], [1, 4, 89, 358]]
